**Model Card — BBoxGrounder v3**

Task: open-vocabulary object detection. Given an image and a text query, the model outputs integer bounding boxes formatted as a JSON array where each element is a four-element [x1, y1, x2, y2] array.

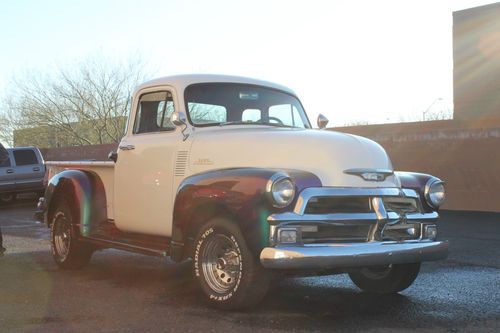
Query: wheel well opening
[[182, 203, 235, 257]]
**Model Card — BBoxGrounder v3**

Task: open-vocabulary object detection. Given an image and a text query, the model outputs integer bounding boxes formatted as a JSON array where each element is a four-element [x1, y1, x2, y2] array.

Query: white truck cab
[[36, 75, 448, 309]]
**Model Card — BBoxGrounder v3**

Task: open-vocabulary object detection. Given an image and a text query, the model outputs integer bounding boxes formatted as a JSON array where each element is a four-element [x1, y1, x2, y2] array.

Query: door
[[114, 89, 179, 236], [11, 148, 45, 190], [0, 150, 15, 193]]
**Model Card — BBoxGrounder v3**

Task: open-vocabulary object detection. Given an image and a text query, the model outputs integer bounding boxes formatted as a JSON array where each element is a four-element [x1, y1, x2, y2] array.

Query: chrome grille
[[300, 224, 371, 243], [269, 187, 435, 245], [304, 196, 371, 214], [383, 197, 420, 214]]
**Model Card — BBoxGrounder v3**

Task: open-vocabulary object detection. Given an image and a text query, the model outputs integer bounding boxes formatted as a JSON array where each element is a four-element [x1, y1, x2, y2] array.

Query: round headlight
[[425, 178, 446, 208], [267, 173, 296, 208]]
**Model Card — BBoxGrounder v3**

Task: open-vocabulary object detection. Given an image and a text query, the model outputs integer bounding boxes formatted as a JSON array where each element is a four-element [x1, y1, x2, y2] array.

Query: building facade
[[453, 2, 500, 122]]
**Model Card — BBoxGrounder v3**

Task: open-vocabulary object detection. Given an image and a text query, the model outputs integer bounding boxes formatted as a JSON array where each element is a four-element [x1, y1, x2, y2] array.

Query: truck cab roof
[[134, 74, 297, 97]]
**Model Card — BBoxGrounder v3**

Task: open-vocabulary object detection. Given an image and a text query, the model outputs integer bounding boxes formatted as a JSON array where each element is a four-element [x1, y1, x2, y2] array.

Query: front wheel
[[348, 263, 421, 294], [50, 199, 93, 269], [193, 217, 270, 310]]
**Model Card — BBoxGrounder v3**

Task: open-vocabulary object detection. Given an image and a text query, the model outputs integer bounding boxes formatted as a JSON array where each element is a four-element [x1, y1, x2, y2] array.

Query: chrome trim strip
[[260, 240, 449, 269], [268, 210, 438, 224], [268, 212, 380, 223], [344, 168, 394, 175]]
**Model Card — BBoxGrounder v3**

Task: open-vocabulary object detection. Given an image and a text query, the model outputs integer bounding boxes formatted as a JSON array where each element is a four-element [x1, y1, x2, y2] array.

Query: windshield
[[185, 83, 311, 128]]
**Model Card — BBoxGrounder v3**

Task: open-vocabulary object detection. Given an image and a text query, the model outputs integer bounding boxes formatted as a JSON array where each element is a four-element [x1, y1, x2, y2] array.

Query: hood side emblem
[[344, 168, 394, 182]]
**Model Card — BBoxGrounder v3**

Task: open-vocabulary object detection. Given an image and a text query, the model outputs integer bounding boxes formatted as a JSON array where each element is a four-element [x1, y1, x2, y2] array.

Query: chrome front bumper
[[260, 187, 449, 270], [260, 240, 449, 269]]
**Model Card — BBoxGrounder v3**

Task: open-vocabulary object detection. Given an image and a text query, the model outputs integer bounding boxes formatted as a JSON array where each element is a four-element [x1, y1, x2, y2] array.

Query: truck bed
[[46, 161, 115, 219]]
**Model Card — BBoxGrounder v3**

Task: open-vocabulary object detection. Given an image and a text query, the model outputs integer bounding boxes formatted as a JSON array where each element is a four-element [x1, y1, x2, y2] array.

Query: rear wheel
[[50, 199, 93, 269], [348, 263, 421, 293], [193, 217, 270, 310]]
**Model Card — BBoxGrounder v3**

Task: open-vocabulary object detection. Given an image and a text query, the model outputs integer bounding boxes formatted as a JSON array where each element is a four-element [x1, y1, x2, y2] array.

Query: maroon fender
[[170, 168, 321, 261], [395, 171, 444, 213]]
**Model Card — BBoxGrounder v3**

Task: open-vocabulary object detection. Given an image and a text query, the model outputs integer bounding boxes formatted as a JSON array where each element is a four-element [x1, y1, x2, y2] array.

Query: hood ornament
[[344, 168, 394, 182]]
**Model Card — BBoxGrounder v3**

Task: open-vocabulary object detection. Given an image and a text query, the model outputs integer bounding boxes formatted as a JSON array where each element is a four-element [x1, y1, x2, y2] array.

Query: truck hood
[[189, 126, 400, 188]]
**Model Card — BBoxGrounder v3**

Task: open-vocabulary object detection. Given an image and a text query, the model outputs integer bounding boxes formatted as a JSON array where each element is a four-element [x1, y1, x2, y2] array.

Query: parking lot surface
[[1, 199, 499, 332]]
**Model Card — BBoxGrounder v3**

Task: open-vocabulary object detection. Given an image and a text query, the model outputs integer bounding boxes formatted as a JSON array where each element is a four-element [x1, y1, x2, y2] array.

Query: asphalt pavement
[[0, 198, 499, 333]]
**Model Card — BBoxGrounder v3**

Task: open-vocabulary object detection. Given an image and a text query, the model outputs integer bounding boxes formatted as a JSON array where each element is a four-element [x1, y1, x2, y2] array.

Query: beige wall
[[333, 119, 500, 212]]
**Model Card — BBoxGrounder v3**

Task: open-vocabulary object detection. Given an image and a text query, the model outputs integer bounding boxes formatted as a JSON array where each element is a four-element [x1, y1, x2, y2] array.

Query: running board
[[83, 236, 169, 257]]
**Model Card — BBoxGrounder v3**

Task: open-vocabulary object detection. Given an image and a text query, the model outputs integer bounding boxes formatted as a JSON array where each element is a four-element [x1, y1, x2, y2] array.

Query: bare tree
[[0, 54, 152, 147]]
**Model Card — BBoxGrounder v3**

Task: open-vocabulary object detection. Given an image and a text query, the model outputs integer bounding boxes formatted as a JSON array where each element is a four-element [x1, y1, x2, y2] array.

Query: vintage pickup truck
[[35, 74, 448, 309]]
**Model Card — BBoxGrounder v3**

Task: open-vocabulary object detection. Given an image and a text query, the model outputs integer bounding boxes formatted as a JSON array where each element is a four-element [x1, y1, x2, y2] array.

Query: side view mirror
[[317, 113, 329, 129], [171, 111, 191, 141], [172, 112, 187, 126]]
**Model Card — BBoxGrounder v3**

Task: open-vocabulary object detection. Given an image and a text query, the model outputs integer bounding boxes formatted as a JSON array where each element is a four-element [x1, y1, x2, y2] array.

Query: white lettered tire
[[193, 217, 270, 310]]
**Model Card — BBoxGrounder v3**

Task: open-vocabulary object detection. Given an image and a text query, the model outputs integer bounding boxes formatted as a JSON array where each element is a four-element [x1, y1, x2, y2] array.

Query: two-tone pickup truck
[[36, 74, 448, 309]]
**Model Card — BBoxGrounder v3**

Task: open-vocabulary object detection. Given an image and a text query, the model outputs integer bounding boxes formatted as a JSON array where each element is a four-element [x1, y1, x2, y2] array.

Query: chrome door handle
[[33, 167, 40, 171], [6, 169, 14, 174], [118, 144, 135, 151]]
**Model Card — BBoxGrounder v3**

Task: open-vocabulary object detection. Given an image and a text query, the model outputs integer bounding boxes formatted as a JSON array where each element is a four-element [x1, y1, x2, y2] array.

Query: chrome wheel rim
[[201, 234, 241, 294], [54, 214, 71, 260]]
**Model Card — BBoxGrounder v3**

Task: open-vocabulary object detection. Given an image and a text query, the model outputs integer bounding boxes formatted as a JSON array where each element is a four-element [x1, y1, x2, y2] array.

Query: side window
[[13, 150, 38, 166], [269, 104, 306, 127], [134, 91, 175, 134]]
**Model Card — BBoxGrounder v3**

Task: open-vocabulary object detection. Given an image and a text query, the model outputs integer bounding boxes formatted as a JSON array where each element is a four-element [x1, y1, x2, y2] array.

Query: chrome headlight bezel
[[266, 172, 296, 208], [424, 178, 446, 208]]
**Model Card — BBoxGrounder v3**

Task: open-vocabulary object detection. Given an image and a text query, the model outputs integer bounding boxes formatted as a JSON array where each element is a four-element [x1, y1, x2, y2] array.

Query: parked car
[[0, 146, 46, 203], [35, 75, 448, 309]]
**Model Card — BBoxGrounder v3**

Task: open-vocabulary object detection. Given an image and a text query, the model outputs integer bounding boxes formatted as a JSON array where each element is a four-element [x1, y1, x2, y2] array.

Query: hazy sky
[[0, 0, 496, 129]]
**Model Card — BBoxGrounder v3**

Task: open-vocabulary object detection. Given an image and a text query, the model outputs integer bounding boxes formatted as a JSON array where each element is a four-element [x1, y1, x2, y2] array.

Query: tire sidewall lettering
[[194, 225, 244, 302]]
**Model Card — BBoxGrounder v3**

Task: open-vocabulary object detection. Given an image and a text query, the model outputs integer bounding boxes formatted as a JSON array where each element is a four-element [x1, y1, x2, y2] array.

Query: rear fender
[[44, 169, 107, 237]]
